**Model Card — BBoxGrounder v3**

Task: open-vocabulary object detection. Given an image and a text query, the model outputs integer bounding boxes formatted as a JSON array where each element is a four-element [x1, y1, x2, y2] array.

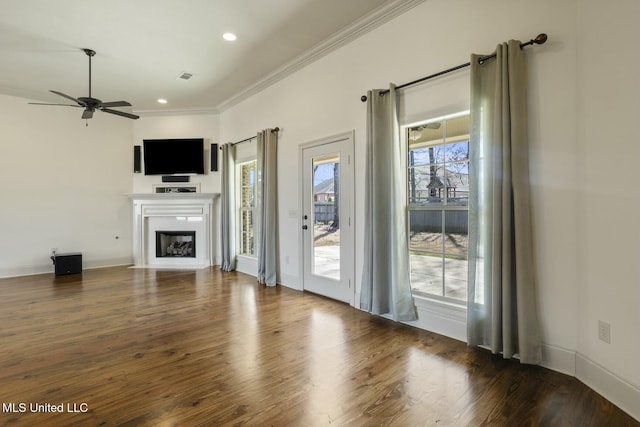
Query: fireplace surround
[[128, 193, 219, 268]]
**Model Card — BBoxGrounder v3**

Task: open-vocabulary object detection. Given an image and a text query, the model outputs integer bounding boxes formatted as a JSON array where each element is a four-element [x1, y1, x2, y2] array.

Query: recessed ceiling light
[[157, 99, 168, 104], [223, 32, 237, 41]]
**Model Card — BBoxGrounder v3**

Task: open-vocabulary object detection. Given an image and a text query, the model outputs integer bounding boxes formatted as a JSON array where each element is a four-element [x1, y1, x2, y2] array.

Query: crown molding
[[216, 0, 426, 112]]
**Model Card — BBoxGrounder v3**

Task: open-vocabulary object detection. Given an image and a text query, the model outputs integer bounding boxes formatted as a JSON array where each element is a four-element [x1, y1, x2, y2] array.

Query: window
[[407, 113, 470, 303], [238, 160, 256, 256]]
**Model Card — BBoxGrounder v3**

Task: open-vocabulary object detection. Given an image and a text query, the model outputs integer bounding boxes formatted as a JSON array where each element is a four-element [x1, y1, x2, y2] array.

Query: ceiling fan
[[29, 48, 139, 120]]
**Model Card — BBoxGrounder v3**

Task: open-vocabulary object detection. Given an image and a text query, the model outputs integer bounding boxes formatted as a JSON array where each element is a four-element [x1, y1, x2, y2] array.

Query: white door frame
[[298, 131, 355, 305]]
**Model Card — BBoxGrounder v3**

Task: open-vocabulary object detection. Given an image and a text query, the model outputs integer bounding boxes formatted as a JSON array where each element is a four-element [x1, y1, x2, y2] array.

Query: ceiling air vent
[[176, 71, 193, 81]]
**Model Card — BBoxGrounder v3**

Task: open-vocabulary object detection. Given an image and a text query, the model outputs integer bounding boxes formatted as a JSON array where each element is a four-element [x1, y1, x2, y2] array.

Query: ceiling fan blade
[[101, 101, 132, 108], [28, 102, 81, 107], [82, 109, 94, 119], [50, 90, 81, 105], [101, 108, 139, 120]]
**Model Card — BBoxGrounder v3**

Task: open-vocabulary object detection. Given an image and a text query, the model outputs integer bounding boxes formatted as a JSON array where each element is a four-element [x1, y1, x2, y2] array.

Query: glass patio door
[[301, 134, 353, 303]]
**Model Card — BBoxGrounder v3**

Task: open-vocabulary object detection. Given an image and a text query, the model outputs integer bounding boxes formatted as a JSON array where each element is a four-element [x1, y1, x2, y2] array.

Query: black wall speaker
[[162, 175, 190, 183], [211, 143, 218, 171], [133, 145, 141, 173]]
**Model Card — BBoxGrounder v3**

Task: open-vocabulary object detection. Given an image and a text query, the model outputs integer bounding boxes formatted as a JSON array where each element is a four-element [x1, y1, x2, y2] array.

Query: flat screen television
[[143, 138, 205, 175]]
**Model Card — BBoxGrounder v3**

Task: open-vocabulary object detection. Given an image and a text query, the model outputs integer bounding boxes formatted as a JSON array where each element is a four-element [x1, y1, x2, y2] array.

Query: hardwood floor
[[0, 266, 637, 427]]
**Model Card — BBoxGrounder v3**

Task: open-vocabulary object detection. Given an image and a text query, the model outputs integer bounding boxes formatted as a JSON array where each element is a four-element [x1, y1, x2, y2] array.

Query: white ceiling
[[0, 0, 420, 116]]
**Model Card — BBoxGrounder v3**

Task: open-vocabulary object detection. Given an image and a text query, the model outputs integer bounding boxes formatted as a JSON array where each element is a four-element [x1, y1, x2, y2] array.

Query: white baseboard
[[85, 257, 134, 270], [541, 343, 576, 376], [230, 261, 301, 291], [401, 296, 467, 342], [0, 257, 133, 279], [576, 353, 640, 422], [278, 272, 301, 291], [235, 256, 257, 277], [0, 263, 52, 278]]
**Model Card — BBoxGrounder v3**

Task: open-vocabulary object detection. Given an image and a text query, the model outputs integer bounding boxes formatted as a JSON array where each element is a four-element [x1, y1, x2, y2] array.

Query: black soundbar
[[161, 175, 190, 183]]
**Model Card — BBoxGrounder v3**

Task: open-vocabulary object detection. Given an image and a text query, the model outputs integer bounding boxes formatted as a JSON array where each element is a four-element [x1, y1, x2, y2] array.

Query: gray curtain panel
[[467, 40, 542, 364], [220, 143, 236, 272], [360, 84, 417, 322], [256, 129, 278, 286]]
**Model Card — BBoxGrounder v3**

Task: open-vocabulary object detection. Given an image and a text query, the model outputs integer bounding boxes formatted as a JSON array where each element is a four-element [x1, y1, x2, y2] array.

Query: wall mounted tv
[[143, 138, 205, 175]]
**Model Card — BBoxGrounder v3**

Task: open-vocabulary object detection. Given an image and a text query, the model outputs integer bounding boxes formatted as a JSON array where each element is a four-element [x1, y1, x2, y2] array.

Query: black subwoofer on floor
[[51, 253, 82, 276]]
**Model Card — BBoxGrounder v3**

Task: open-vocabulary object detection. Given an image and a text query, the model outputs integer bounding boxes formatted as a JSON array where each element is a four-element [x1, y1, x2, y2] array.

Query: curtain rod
[[220, 127, 280, 149], [360, 33, 547, 102]]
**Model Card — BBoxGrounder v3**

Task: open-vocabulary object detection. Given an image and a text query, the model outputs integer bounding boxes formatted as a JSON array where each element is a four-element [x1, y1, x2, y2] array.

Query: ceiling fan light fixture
[[409, 129, 422, 141]]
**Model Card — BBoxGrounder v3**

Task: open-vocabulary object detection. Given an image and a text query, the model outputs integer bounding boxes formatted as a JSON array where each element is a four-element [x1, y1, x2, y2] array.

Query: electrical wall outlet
[[598, 320, 611, 344]]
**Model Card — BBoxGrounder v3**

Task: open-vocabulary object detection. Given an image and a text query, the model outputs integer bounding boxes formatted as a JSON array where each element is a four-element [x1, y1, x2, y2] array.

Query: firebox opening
[[156, 231, 196, 258]]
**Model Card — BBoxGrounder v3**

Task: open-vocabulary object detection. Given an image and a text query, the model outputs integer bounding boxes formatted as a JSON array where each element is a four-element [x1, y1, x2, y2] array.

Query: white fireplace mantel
[[128, 193, 220, 268]]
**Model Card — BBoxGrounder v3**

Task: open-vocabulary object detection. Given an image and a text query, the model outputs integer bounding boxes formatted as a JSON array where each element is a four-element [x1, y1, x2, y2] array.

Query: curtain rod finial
[[361, 95, 367, 102], [534, 33, 548, 45]]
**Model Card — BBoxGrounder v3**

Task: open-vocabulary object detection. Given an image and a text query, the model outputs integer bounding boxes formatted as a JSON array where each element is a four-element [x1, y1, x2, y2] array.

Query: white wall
[[0, 93, 134, 277], [132, 113, 221, 194], [575, 0, 640, 416], [218, 0, 639, 418]]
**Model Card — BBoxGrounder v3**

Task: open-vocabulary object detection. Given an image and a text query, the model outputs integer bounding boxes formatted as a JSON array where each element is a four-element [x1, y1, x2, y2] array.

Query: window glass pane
[[443, 210, 467, 299], [408, 146, 430, 167], [443, 161, 469, 206], [408, 122, 443, 150], [408, 145, 444, 166], [240, 209, 254, 255], [444, 136, 469, 207], [445, 141, 469, 163], [444, 115, 470, 146], [312, 154, 340, 280], [444, 211, 468, 257], [408, 165, 445, 206], [409, 210, 443, 253], [444, 258, 467, 300], [240, 162, 255, 208], [410, 253, 443, 297]]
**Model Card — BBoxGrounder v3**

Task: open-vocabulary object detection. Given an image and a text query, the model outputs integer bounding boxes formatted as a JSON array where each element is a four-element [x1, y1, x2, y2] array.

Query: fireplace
[[156, 231, 196, 258], [128, 193, 219, 268]]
